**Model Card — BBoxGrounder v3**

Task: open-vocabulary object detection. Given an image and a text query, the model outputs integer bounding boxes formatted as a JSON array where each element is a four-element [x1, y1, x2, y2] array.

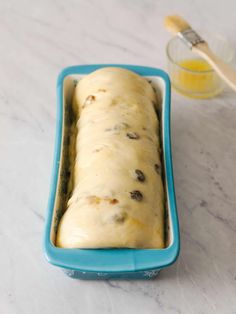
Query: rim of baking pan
[[44, 64, 180, 273]]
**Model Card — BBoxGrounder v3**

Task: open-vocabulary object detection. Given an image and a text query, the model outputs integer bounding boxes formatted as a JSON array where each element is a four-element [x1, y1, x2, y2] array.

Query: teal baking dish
[[44, 64, 180, 280]]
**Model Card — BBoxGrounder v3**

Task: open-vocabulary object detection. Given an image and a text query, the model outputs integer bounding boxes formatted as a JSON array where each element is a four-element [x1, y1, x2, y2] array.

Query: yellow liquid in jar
[[173, 59, 221, 98], [179, 59, 212, 72]]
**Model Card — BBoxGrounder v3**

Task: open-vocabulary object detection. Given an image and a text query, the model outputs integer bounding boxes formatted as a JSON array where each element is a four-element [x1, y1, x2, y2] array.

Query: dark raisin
[[135, 169, 145, 182], [88, 95, 95, 101], [84, 95, 96, 106], [126, 132, 140, 139], [110, 199, 119, 204], [130, 190, 143, 201], [154, 163, 161, 175], [112, 212, 127, 223]]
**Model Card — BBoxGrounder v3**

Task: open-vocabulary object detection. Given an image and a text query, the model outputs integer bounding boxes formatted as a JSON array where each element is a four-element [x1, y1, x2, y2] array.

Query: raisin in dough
[[56, 67, 164, 248]]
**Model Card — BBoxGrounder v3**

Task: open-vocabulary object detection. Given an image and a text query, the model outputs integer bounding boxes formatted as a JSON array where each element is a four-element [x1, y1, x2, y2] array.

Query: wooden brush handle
[[193, 43, 236, 91]]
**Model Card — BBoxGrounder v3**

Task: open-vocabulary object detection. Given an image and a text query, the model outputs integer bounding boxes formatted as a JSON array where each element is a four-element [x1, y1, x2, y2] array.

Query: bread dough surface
[[56, 67, 164, 248]]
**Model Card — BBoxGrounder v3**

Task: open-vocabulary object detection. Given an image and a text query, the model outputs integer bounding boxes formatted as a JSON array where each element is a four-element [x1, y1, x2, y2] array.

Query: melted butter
[[179, 59, 212, 72], [173, 59, 221, 99]]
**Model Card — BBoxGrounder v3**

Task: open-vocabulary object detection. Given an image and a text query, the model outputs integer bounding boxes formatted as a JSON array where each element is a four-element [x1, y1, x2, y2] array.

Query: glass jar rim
[[166, 33, 234, 74]]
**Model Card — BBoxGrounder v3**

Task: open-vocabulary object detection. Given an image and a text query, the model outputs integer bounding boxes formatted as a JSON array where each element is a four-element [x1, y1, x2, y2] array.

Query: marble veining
[[0, 0, 236, 313]]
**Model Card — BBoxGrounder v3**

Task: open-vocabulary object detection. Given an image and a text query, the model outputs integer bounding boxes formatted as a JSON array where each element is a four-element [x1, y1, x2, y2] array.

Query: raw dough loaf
[[56, 67, 164, 248]]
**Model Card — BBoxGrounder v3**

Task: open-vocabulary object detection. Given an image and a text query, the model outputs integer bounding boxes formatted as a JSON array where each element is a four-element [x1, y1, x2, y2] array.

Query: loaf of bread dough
[[56, 67, 164, 248]]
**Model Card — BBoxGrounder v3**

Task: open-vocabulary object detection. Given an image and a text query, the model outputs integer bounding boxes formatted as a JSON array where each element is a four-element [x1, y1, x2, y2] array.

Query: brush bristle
[[164, 15, 191, 34]]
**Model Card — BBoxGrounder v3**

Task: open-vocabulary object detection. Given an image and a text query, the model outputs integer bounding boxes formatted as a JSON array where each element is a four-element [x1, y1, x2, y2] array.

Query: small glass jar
[[166, 33, 234, 99]]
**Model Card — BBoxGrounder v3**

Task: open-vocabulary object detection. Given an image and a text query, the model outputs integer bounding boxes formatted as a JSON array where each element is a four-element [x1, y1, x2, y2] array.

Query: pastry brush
[[164, 15, 236, 91]]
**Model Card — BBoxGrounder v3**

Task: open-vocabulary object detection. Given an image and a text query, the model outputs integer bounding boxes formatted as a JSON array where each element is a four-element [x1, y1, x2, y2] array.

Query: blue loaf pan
[[44, 64, 180, 280]]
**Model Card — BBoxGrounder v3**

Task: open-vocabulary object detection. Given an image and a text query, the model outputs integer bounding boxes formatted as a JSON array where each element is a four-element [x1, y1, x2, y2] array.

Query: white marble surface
[[1, 0, 236, 313]]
